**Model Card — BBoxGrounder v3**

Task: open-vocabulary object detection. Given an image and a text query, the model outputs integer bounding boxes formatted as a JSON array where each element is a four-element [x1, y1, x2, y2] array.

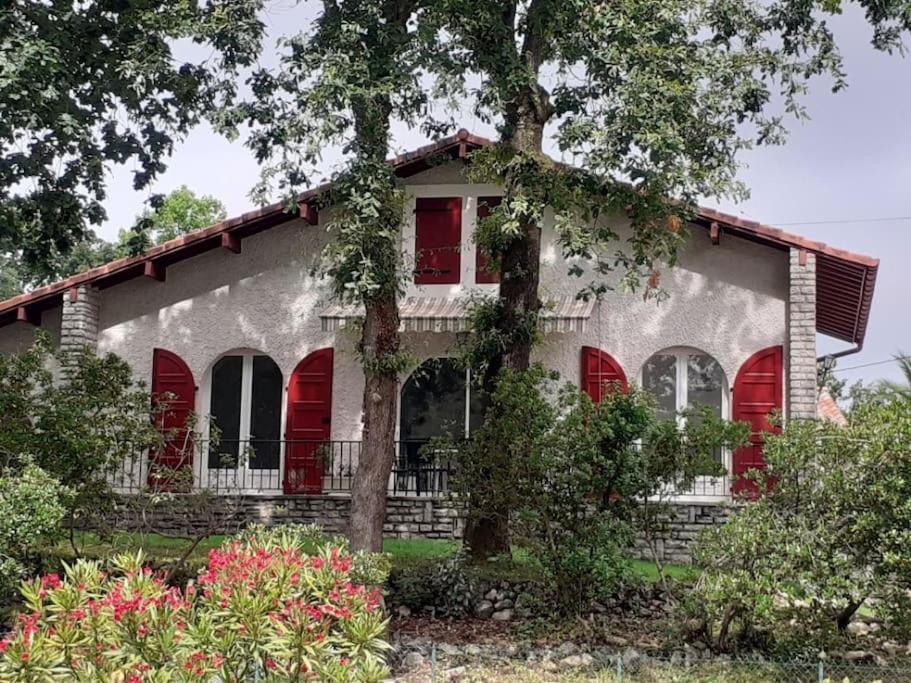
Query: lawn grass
[[51, 532, 696, 585]]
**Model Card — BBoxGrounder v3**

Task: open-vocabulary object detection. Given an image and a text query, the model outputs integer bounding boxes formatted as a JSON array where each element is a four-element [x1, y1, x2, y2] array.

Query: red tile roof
[[0, 130, 879, 347], [817, 388, 848, 426]]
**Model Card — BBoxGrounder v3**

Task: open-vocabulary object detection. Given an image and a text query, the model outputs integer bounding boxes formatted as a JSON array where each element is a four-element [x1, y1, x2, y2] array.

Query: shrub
[[689, 397, 911, 653], [452, 366, 746, 613], [386, 549, 476, 616], [0, 531, 391, 681], [0, 333, 163, 527], [0, 464, 67, 600]]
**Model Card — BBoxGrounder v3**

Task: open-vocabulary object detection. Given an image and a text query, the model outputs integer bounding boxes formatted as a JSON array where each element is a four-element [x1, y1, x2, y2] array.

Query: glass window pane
[[643, 354, 677, 421], [209, 355, 242, 468], [687, 354, 724, 418], [249, 356, 282, 470], [400, 358, 467, 442], [687, 354, 725, 465]]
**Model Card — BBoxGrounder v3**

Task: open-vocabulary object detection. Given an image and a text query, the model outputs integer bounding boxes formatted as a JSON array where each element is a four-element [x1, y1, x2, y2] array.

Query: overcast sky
[[94, 2, 910, 387]]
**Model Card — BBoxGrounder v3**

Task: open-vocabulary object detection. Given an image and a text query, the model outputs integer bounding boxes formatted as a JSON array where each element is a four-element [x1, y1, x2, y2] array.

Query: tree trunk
[[464, 109, 548, 558], [349, 293, 401, 552]]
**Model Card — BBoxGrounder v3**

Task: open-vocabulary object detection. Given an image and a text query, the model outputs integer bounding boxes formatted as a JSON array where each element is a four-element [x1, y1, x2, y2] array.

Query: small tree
[[451, 365, 747, 612], [690, 396, 911, 653], [0, 334, 162, 532]]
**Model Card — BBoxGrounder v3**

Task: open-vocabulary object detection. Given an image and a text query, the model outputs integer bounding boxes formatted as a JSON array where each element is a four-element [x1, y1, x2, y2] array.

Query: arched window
[[642, 348, 727, 432], [399, 357, 483, 442], [208, 352, 282, 471]]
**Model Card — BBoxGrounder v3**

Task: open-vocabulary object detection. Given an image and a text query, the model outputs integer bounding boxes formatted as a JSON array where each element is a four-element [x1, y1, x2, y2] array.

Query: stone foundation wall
[[110, 494, 731, 564], [631, 503, 735, 564], [111, 494, 465, 540]]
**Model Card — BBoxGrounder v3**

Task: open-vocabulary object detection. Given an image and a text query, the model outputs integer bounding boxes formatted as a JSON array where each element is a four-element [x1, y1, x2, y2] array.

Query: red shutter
[[415, 197, 462, 284], [150, 348, 196, 489], [284, 348, 334, 494], [580, 346, 628, 403], [475, 196, 500, 284], [732, 346, 783, 496]]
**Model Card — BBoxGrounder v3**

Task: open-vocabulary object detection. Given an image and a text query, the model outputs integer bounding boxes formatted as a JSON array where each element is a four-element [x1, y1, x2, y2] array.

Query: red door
[[580, 346, 628, 403], [284, 348, 334, 494], [150, 349, 196, 490], [732, 346, 783, 496]]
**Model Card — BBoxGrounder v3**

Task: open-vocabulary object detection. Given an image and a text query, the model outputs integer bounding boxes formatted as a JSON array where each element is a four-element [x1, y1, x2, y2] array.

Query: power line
[[831, 355, 911, 373], [772, 216, 911, 226]]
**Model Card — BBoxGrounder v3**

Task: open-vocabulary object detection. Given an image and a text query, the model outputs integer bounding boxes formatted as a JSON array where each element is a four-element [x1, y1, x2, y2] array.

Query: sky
[[94, 2, 910, 387]]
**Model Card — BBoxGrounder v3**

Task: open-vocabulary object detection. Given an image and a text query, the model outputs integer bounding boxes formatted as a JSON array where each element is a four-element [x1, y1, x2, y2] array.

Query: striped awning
[[320, 296, 594, 333]]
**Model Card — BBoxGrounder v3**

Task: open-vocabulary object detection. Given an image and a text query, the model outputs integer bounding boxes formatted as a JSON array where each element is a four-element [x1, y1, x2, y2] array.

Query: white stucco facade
[[0, 162, 793, 496]]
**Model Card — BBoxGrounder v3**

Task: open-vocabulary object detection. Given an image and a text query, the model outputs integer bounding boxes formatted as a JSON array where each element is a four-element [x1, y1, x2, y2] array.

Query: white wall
[[0, 161, 789, 445]]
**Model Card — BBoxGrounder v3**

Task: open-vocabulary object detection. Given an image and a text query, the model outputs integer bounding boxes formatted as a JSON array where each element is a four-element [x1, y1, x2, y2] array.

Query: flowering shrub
[[0, 532, 390, 681]]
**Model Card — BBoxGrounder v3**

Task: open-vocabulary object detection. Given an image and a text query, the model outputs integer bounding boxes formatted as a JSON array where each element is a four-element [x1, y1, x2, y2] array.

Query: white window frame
[[641, 347, 730, 501], [202, 350, 285, 493]]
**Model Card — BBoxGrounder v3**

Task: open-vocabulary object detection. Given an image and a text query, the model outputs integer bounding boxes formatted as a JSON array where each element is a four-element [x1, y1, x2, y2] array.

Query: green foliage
[[0, 0, 264, 280], [451, 367, 747, 612], [387, 548, 477, 617], [690, 398, 911, 653], [0, 464, 67, 600], [139, 185, 227, 244], [0, 529, 390, 682], [0, 334, 162, 525]]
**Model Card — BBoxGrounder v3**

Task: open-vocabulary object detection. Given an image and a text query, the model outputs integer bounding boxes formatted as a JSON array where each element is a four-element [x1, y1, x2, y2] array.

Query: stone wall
[[631, 503, 736, 565], [110, 493, 733, 564], [111, 494, 465, 540]]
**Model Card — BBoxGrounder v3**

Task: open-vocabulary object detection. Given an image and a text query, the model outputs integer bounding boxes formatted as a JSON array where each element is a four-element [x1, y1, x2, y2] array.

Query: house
[[0, 131, 878, 542]]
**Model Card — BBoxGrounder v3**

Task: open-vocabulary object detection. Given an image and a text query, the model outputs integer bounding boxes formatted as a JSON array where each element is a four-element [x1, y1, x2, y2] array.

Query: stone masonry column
[[788, 248, 817, 421], [60, 285, 100, 372]]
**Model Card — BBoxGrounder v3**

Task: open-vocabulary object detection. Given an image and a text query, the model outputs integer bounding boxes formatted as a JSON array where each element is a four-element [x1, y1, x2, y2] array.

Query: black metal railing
[[109, 439, 456, 497], [109, 439, 757, 500]]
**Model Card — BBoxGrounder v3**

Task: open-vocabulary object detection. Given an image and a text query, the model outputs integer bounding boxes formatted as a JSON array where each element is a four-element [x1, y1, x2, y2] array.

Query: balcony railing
[[109, 439, 755, 500], [109, 439, 455, 497]]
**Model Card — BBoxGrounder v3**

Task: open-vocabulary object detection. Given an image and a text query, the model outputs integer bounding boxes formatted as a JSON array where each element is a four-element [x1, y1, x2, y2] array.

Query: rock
[[475, 601, 494, 618], [556, 642, 578, 657], [669, 650, 685, 667], [882, 641, 903, 657], [443, 666, 466, 681], [691, 640, 707, 651], [438, 643, 462, 657], [603, 635, 628, 648], [541, 660, 559, 672], [401, 652, 425, 672], [494, 599, 514, 610], [492, 609, 513, 621], [847, 621, 872, 637], [484, 589, 498, 602], [560, 653, 594, 669], [396, 605, 412, 618], [621, 648, 643, 668], [591, 601, 607, 614], [464, 645, 482, 657], [842, 650, 875, 662]]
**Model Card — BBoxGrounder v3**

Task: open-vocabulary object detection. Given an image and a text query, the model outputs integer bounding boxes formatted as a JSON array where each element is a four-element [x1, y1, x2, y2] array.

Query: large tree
[[228, 0, 449, 551], [0, 0, 264, 283], [430, 0, 911, 556]]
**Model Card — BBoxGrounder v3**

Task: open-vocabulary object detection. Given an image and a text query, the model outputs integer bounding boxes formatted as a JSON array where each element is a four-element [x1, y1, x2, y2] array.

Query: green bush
[[452, 366, 747, 613], [0, 464, 67, 600], [0, 528, 391, 681], [689, 397, 911, 653], [386, 549, 476, 616]]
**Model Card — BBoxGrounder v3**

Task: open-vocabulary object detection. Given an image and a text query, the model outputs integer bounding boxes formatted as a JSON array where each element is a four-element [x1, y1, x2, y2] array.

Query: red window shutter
[[475, 196, 501, 284], [415, 197, 462, 284], [150, 348, 196, 488], [580, 346, 628, 403], [732, 345, 783, 496]]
